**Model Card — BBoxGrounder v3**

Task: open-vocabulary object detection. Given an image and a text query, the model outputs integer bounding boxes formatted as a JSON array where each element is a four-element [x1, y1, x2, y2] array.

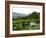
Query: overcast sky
[[12, 4, 42, 15]]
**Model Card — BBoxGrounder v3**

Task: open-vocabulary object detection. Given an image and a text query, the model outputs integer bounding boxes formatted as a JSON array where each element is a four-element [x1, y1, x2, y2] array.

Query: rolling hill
[[12, 12, 27, 17]]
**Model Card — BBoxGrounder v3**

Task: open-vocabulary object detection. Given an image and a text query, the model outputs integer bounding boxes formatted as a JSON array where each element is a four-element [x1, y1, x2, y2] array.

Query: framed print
[[5, 1, 45, 37]]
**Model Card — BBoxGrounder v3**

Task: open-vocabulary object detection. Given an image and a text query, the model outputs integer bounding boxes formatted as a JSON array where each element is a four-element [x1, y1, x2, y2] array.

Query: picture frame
[[5, 1, 45, 37]]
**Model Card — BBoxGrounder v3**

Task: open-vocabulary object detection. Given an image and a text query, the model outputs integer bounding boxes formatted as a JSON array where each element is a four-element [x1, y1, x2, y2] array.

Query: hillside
[[12, 12, 27, 17], [13, 12, 40, 21]]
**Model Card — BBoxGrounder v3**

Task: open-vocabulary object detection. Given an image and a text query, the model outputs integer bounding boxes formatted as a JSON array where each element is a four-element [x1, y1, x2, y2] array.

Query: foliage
[[12, 11, 40, 31]]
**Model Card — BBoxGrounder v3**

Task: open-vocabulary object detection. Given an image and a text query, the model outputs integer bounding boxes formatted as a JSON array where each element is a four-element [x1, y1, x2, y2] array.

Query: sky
[[12, 4, 42, 15]]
